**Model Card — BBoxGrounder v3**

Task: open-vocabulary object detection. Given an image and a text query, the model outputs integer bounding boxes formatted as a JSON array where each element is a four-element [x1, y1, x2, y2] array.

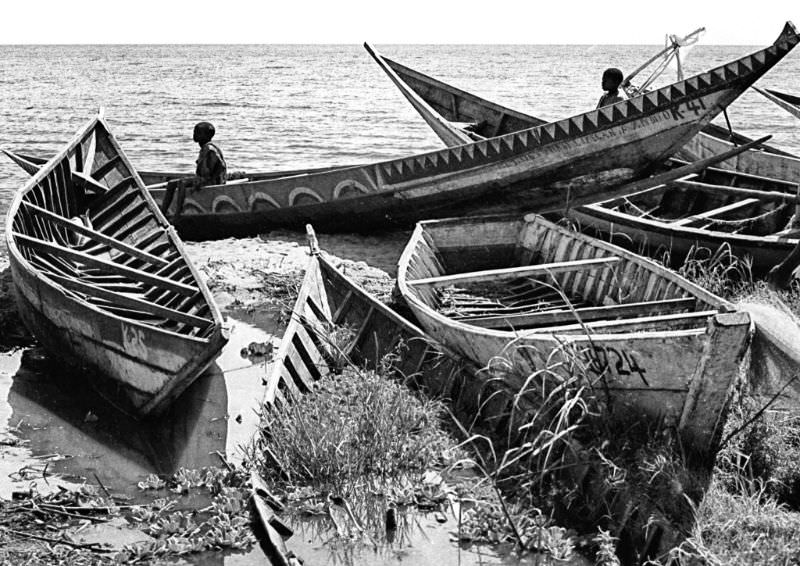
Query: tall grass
[[252, 365, 455, 495]]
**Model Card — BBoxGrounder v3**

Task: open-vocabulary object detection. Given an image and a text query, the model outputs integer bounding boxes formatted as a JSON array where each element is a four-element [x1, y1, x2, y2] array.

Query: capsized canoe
[[5, 113, 228, 417], [366, 24, 800, 182], [397, 214, 752, 453]]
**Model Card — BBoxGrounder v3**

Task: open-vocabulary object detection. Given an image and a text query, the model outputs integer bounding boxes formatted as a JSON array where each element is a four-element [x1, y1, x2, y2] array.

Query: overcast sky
[[2, 0, 797, 44]]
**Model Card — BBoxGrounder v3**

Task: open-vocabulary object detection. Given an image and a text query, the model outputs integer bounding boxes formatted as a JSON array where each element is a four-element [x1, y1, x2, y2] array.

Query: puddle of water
[[180, 501, 591, 566], [0, 306, 280, 500], [0, 305, 591, 566]]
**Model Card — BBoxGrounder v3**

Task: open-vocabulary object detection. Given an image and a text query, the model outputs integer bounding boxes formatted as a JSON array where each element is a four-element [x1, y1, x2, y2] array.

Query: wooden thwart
[[670, 198, 760, 227], [72, 170, 109, 194], [13, 232, 197, 296], [47, 274, 211, 328], [528, 309, 718, 333], [465, 297, 697, 329], [674, 179, 800, 204], [408, 257, 620, 288], [22, 201, 169, 267]]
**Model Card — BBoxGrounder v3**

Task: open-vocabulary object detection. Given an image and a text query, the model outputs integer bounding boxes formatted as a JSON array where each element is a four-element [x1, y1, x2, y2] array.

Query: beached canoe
[[567, 164, 800, 275], [366, 24, 800, 182], [396, 214, 752, 453], [266, 227, 537, 437], [5, 113, 228, 417], [266, 228, 472, 408], [754, 86, 800, 120], [11, 26, 797, 240], [2, 149, 350, 190], [367, 36, 800, 273]]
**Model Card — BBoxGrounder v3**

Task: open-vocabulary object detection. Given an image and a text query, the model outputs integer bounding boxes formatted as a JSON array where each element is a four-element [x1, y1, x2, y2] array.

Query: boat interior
[[595, 162, 799, 237], [405, 218, 722, 334], [9, 124, 216, 339]]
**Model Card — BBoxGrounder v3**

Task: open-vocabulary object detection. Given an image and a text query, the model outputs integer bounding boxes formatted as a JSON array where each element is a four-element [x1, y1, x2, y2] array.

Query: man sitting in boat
[[160, 121, 227, 219], [596, 68, 626, 108]]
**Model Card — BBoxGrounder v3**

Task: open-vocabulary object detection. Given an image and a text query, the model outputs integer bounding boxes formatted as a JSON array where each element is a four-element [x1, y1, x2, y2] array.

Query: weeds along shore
[[248, 243, 800, 565], [3, 242, 800, 565]]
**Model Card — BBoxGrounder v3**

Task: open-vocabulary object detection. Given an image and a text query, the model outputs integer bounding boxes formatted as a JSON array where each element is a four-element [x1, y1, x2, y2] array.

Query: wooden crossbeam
[[670, 198, 761, 227], [464, 297, 697, 329], [527, 309, 718, 334], [91, 155, 123, 180], [21, 201, 169, 267], [48, 273, 210, 329], [674, 180, 799, 204], [408, 257, 620, 288], [13, 232, 197, 296]]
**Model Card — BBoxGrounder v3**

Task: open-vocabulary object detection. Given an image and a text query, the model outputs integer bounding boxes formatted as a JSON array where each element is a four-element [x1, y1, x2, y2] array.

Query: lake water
[[1, 42, 799, 238]]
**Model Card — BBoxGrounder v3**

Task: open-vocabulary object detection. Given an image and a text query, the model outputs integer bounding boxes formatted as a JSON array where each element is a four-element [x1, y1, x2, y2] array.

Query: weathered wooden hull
[[568, 200, 798, 276], [266, 248, 468, 406], [370, 33, 800, 185], [10, 26, 797, 241], [397, 215, 752, 453], [5, 115, 227, 417], [677, 123, 800, 181]]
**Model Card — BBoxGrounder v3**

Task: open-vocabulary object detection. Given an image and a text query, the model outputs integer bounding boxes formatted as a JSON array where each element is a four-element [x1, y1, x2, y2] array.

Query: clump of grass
[[658, 476, 800, 565], [717, 399, 800, 509], [677, 243, 753, 297], [253, 365, 457, 494], [454, 338, 715, 565]]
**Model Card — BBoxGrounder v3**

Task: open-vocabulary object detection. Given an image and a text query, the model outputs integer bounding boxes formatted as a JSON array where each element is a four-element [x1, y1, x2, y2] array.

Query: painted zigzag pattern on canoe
[[379, 31, 799, 184]]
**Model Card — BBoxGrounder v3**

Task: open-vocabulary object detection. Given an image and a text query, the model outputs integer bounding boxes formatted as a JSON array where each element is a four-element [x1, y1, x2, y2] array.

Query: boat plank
[[463, 298, 698, 329], [409, 257, 620, 288], [12, 232, 197, 297]]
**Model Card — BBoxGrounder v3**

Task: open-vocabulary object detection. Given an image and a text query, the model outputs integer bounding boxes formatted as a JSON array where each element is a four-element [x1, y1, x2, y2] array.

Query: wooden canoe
[[366, 25, 800, 183], [754, 86, 800, 120], [2, 149, 352, 191], [5, 113, 228, 417], [397, 214, 752, 453], [11, 26, 798, 241], [366, 38, 800, 273], [266, 228, 535, 437], [266, 228, 471, 407], [566, 164, 800, 276]]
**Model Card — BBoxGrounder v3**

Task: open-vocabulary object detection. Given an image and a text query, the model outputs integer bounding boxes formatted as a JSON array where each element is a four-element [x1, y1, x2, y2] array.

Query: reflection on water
[[0, 305, 590, 566], [282, 499, 590, 566], [0, 307, 280, 500]]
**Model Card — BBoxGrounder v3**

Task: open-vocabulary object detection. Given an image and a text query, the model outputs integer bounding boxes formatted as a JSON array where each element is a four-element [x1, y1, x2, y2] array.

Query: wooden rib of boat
[[397, 214, 752, 453], [10, 26, 798, 240], [267, 227, 543, 440], [5, 113, 228, 417], [754, 86, 800, 120], [265, 228, 474, 409], [366, 37, 800, 273], [366, 25, 800, 183]]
